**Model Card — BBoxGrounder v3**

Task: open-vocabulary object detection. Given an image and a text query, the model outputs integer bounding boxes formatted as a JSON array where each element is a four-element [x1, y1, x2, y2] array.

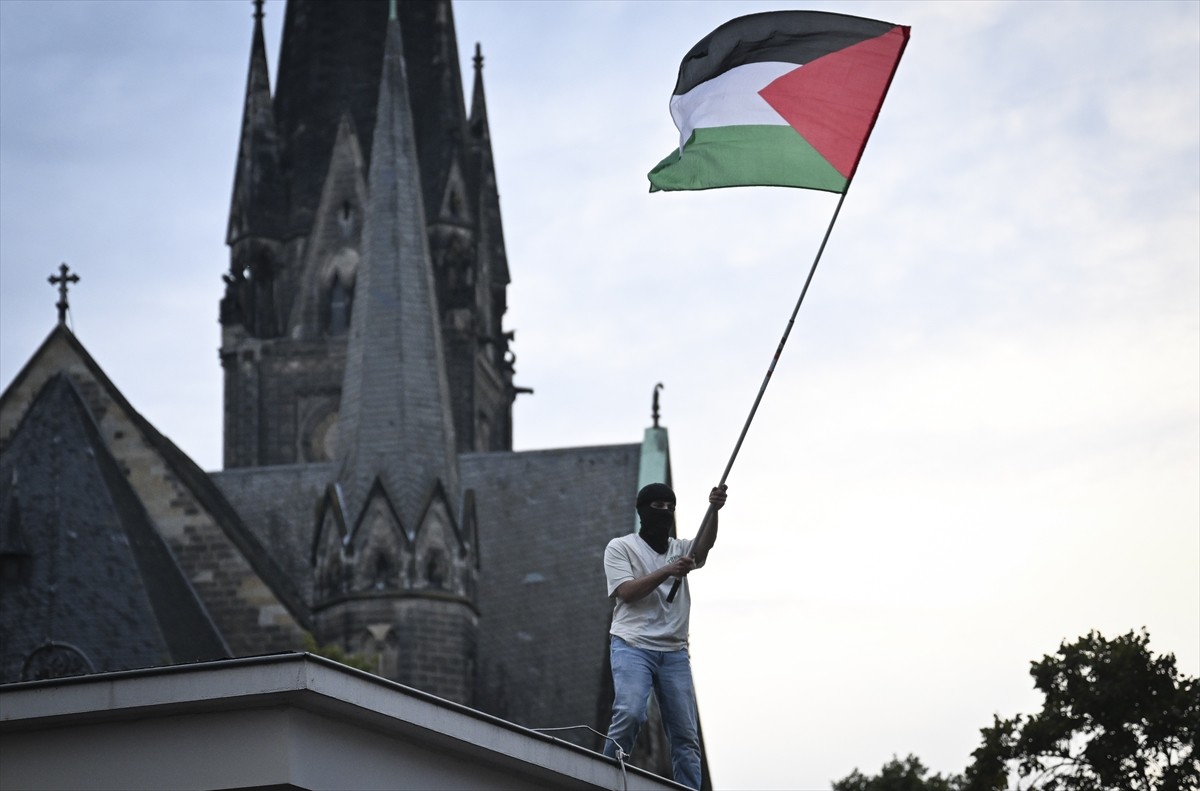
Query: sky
[[1, 0, 1197, 788]]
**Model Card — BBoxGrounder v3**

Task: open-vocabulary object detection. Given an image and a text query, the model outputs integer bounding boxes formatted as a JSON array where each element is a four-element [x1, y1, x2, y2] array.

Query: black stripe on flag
[[672, 10, 898, 96]]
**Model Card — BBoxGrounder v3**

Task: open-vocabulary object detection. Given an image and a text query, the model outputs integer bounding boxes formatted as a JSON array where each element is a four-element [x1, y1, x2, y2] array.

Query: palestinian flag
[[648, 11, 910, 193]]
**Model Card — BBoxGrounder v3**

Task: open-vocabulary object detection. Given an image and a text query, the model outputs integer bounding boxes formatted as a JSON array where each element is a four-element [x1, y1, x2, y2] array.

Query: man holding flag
[[601, 9, 908, 788], [602, 483, 727, 789]]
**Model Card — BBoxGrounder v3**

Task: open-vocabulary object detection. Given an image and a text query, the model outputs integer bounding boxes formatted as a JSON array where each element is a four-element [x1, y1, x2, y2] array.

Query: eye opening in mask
[[648, 500, 675, 512]]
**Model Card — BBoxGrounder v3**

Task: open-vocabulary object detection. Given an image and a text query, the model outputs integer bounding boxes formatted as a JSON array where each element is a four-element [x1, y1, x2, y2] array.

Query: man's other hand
[[709, 485, 728, 510], [667, 556, 696, 578]]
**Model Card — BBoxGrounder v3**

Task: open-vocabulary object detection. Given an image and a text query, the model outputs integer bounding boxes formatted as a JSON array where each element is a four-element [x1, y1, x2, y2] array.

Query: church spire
[[227, 0, 282, 245], [470, 43, 508, 288], [469, 41, 512, 341], [334, 10, 461, 528], [469, 43, 489, 140], [221, 0, 517, 468]]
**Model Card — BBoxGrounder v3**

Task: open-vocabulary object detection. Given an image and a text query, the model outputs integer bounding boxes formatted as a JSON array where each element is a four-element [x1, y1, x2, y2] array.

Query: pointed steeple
[[469, 42, 511, 292], [335, 12, 461, 530], [469, 43, 489, 141], [466, 42, 515, 441], [227, 0, 283, 244]]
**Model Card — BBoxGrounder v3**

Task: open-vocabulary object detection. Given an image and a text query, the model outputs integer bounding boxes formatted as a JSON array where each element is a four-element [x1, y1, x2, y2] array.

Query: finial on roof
[[474, 42, 483, 72], [651, 383, 664, 428], [48, 263, 79, 326], [388, 0, 397, 22], [252, 0, 264, 23]]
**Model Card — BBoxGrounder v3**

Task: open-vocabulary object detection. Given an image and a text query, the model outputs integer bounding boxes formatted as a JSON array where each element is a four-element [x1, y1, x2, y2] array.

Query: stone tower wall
[[221, 335, 347, 467], [314, 596, 479, 706]]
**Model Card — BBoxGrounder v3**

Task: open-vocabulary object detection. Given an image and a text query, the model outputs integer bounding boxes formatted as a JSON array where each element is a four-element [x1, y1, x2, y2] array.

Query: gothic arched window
[[327, 273, 351, 336], [372, 552, 392, 591], [425, 549, 447, 589]]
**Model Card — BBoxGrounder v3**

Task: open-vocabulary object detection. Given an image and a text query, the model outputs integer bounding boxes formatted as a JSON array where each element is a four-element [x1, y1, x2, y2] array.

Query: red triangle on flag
[[759, 26, 906, 179]]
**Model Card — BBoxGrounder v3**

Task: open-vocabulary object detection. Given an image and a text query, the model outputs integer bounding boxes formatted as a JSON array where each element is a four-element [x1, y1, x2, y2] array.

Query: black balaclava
[[635, 482, 676, 554]]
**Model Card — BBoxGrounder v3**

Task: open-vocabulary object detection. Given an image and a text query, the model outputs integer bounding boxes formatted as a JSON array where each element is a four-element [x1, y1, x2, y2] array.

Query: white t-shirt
[[604, 533, 702, 652]]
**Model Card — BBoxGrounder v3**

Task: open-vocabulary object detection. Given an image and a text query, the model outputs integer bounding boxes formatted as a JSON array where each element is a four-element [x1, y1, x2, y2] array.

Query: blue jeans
[[603, 636, 701, 790]]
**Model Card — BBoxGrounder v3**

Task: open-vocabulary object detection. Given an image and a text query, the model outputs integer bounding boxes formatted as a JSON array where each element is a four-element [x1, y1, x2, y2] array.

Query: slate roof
[[213, 443, 644, 707], [210, 462, 334, 606], [461, 443, 640, 749], [0, 327, 312, 637], [0, 374, 228, 682]]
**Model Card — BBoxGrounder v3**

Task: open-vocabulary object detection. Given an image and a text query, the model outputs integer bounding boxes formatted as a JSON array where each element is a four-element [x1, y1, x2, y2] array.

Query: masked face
[[635, 483, 677, 554]]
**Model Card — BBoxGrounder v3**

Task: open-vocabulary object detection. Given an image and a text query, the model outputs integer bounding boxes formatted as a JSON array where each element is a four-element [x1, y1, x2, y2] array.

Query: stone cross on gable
[[48, 263, 79, 325]]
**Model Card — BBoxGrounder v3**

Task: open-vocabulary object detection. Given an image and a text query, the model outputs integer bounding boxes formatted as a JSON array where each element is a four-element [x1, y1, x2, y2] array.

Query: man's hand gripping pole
[[665, 488, 724, 603]]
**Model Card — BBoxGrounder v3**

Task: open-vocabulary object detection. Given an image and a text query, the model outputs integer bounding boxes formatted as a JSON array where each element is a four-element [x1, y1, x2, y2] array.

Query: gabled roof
[[0, 373, 228, 682], [0, 325, 312, 635]]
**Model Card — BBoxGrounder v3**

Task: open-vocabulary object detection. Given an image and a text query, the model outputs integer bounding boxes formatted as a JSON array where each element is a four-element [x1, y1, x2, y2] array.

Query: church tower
[[310, 4, 477, 703], [220, 0, 517, 469]]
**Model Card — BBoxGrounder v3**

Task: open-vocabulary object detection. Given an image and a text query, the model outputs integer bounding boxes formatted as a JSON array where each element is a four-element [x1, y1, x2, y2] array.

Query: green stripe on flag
[[648, 125, 847, 193]]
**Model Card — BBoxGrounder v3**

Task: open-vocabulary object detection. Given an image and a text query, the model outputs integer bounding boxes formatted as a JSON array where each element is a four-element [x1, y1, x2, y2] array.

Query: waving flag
[[648, 11, 909, 193]]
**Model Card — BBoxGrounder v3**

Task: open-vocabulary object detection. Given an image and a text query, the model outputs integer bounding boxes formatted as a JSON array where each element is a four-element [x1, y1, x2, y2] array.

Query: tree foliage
[[834, 630, 1200, 791], [964, 629, 1199, 791], [833, 754, 960, 791]]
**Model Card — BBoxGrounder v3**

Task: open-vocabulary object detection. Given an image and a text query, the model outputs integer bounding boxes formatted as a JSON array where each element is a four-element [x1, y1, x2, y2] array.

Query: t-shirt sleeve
[[604, 539, 635, 597]]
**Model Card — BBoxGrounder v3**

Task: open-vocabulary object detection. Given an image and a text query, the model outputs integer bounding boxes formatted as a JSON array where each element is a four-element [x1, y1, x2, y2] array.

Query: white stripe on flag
[[669, 61, 798, 151]]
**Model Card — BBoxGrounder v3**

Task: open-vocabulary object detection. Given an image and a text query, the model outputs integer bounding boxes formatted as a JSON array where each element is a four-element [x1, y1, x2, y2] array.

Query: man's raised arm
[[691, 485, 727, 567]]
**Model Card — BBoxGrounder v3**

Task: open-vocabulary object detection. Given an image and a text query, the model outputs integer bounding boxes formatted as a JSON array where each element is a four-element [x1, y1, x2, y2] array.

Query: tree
[[834, 630, 1200, 791], [833, 754, 961, 791], [963, 629, 1199, 791]]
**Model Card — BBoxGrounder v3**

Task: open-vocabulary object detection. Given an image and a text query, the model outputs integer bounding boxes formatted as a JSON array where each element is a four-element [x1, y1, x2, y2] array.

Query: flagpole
[[666, 186, 852, 603]]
